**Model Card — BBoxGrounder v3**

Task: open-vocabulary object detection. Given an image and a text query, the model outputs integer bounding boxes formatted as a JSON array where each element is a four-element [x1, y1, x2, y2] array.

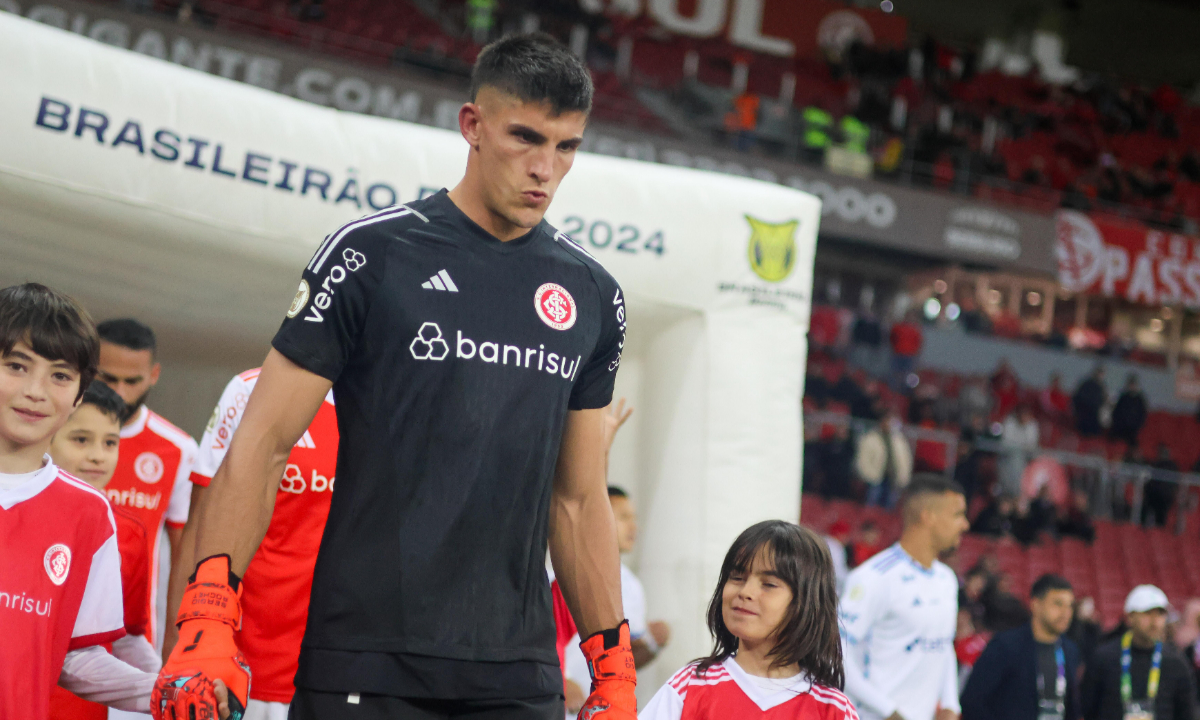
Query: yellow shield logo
[[746, 215, 798, 283]]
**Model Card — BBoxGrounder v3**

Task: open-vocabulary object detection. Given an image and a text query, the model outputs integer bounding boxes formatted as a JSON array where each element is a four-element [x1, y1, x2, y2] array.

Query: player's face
[[0, 340, 81, 458], [928, 491, 969, 554], [1128, 608, 1168, 645], [97, 342, 159, 414], [50, 404, 121, 490], [468, 87, 586, 230], [1032, 588, 1075, 637], [610, 495, 638, 554], [722, 548, 794, 648]]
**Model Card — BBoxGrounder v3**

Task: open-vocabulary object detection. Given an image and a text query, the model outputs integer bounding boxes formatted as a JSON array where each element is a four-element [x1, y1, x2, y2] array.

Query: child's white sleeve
[[58, 645, 156, 712], [638, 682, 684, 720]]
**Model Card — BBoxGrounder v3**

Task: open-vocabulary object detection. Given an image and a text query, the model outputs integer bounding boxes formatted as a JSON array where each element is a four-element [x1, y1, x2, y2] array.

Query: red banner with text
[[1056, 210, 1200, 309]]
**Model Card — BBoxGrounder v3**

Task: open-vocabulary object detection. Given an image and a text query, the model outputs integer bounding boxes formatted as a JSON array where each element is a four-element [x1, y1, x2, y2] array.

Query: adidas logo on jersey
[[295, 430, 317, 449], [421, 270, 458, 292]]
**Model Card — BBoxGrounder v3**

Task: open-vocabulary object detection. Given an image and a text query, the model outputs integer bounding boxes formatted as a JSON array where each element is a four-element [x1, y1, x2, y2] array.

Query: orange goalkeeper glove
[[577, 620, 637, 720], [152, 555, 251, 720]]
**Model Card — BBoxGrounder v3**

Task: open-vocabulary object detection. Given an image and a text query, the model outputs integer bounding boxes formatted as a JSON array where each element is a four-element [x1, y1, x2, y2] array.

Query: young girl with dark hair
[[639, 520, 857, 720]]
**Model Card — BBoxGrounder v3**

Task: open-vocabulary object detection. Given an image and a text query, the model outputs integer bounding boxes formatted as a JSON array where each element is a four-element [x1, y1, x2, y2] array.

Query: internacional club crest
[[534, 283, 577, 331], [45, 544, 72, 585], [134, 452, 165, 484], [746, 215, 799, 283]]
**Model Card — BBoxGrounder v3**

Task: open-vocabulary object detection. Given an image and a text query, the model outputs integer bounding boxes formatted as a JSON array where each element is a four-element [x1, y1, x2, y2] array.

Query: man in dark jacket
[[1111, 374, 1148, 446], [962, 574, 1082, 720], [1081, 585, 1197, 720], [1074, 367, 1108, 438]]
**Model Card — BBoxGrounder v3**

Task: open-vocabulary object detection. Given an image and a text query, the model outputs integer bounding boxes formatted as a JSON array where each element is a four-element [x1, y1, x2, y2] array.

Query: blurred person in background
[[1013, 484, 1059, 546], [95, 318, 198, 649], [889, 311, 924, 391], [850, 519, 885, 568], [1176, 600, 1200, 703], [1144, 443, 1180, 529], [981, 573, 1032, 634], [1081, 585, 1197, 720], [840, 475, 969, 720], [960, 574, 1081, 720], [999, 404, 1039, 497], [1067, 597, 1103, 667], [856, 408, 913, 509], [1111, 374, 1148, 447], [972, 494, 1017, 539], [825, 520, 853, 594], [818, 422, 857, 499], [1058, 488, 1097, 543], [1074, 367, 1108, 438], [990, 360, 1021, 422], [1040, 373, 1072, 427], [958, 378, 993, 428]]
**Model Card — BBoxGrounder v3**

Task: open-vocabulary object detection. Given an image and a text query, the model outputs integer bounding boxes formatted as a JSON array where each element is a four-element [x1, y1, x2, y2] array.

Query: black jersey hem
[[295, 648, 563, 699]]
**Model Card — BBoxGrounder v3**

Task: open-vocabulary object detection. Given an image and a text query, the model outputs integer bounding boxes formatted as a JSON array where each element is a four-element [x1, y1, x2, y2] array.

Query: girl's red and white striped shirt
[[640, 657, 859, 720]]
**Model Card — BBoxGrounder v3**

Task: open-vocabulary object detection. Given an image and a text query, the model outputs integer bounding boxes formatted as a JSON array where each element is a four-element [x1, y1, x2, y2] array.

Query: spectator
[[960, 566, 991, 629], [889, 311, 924, 390], [1000, 403, 1040, 497], [1014, 484, 1059, 545], [954, 423, 983, 504], [1067, 597, 1103, 666], [973, 494, 1018, 538], [959, 376, 994, 426], [1074, 367, 1108, 438], [961, 575, 1082, 720], [956, 608, 989, 690], [1111, 374, 1148, 446], [991, 360, 1021, 421], [818, 423, 857, 498], [825, 520, 853, 594], [855, 409, 913, 509], [983, 573, 1033, 633], [850, 520, 884, 567], [1058, 488, 1096, 543], [960, 294, 993, 335], [1144, 443, 1179, 529], [850, 377, 885, 421], [1081, 585, 1197, 720], [1177, 600, 1200, 701], [1040, 372, 1072, 425]]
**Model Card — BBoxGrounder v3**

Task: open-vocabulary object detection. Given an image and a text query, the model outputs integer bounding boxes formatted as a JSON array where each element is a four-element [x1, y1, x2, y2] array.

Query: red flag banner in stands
[[1056, 210, 1200, 309]]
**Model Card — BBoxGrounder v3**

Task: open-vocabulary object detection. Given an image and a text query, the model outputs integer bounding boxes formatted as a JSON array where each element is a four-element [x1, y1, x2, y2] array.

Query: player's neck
[[898, 532, 936, 569], [733, 638, 800, 679], [0, 438, 51, 475], [447, 181, 527, 243], [122, 404, 145, 428]]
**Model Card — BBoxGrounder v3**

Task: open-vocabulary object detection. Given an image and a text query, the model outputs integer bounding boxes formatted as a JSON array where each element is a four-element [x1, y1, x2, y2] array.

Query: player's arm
[[550, 407, 634, 718], [162, 483, 202, 660], [839, 574, 901, 719], [936, 646, 961, 720], [153, 350, 329, 719], [190, 350, 329, 568]]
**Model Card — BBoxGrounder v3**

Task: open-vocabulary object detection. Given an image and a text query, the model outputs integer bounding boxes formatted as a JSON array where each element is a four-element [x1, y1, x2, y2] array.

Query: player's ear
[[459, 102, 484, 151]]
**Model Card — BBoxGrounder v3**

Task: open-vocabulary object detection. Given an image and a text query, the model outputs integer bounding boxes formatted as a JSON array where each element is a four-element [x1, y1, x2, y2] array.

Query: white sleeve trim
[[111, 633, 162, 674], [59, 646, 156, 712], [72, 532, 124, 642], [637, 682, 684, 720]]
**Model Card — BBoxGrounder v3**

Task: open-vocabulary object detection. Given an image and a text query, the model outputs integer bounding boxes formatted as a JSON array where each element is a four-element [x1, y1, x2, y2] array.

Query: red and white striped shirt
[[639, 658, 859, 720], [0, 460, 125, 720]]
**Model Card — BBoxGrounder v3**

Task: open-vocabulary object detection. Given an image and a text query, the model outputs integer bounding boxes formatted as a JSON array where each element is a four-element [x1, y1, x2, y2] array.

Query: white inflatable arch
[[0, 13, 819, 696]]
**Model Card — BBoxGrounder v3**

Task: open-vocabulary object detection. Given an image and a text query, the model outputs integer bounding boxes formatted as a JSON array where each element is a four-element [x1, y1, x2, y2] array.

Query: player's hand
[[648, 620, 671, 648], [602, 399, 633, 454], [578, 621, 636, 719], [885, 713, 907, 720], [934, 710, 959, 720], [152, 555, 250, 720]]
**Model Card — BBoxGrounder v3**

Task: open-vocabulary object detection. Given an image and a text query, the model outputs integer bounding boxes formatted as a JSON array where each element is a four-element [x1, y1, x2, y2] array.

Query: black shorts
[[287, 689, 566, 720]]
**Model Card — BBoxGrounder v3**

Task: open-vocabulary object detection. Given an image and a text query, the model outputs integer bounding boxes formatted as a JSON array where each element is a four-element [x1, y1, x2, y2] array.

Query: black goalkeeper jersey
[[271, 190, 626, 699]]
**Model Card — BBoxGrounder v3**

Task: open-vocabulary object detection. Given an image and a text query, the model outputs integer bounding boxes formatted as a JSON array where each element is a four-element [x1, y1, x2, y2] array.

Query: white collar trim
[[120, 405, 149, 439], [722, 657, 812, 711], [0, 457, 60, 510]]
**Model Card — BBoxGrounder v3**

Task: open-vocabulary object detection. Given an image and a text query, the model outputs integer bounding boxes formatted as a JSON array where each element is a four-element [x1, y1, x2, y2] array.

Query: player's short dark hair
[[1031, 574, 1073, 599], [607, 486, 628, 498], [697, 520, 844, 689], [79, 380, 127, 424], [0, 283, 98, 401], [470, 32, 593, 115], [97, 318, 156, 356], [901, 474, 964, 525]]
